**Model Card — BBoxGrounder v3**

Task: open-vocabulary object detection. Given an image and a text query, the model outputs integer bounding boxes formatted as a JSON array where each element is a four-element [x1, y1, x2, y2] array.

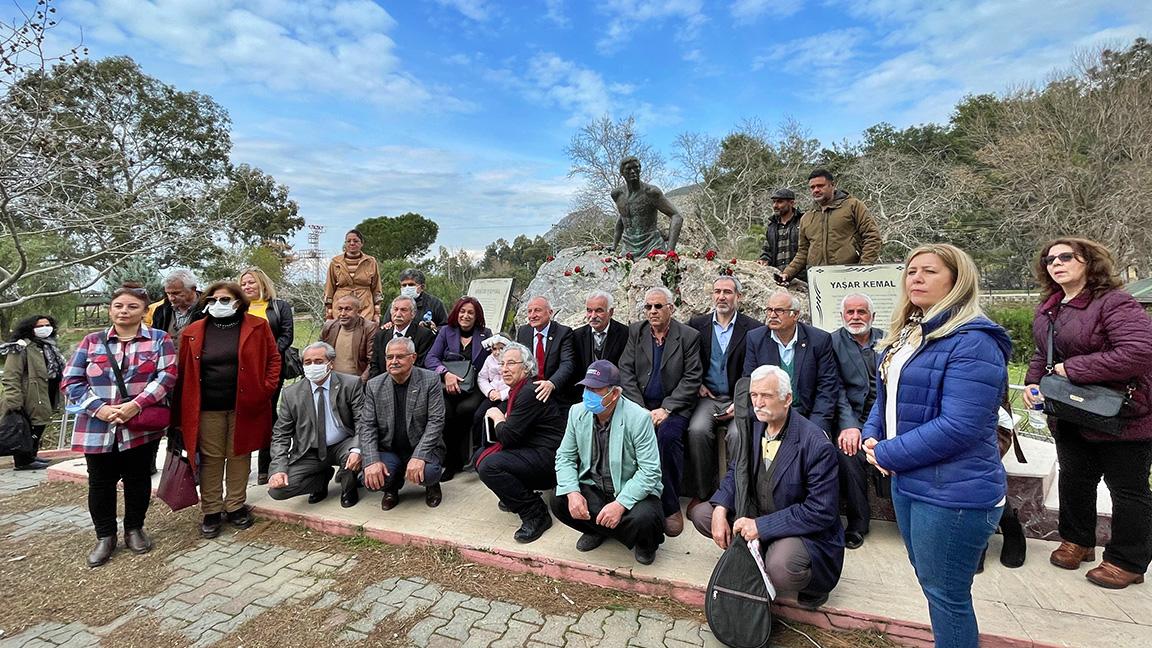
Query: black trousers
[[838, 450, 871, 534], [85, 439, 159, 538], [550, 483, 664, 551], [444, 390, 484, 473], [476, 445, 555, 517], [13, 424, 45, 467], [1055, 423, 1152, 573]]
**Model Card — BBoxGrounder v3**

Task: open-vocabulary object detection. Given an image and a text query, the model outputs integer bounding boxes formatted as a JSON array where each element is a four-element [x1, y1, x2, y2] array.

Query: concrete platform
[[45, 450, 1152, 648]]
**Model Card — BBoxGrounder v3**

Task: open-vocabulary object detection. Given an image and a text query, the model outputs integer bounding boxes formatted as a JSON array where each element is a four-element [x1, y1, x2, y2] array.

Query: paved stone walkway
[[0, 467, 721, 647]]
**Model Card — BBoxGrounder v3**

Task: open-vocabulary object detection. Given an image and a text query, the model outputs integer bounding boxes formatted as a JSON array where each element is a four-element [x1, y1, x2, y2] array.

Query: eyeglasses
[[499, 360, 524, 368], [766, 307, 798, 316], [204, 296, 235, 305], [1043, 252, 1080, 266], [643, 303, 667, 310]]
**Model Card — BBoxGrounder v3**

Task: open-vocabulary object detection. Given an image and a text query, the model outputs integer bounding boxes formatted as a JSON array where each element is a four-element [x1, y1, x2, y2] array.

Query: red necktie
[[535, 331, 546, 379]]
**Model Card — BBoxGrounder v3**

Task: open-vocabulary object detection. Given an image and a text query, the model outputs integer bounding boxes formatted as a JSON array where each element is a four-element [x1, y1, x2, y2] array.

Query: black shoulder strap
[[103, 333, 131, 400], [1045, 317, 1057, 373]]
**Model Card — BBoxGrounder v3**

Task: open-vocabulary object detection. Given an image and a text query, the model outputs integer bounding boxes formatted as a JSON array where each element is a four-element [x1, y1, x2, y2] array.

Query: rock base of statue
[[516, 247, 809, 328]]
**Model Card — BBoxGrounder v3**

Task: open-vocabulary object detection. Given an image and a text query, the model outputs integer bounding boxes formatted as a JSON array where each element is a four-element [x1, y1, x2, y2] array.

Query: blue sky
[[38, 0, 1152, 256]]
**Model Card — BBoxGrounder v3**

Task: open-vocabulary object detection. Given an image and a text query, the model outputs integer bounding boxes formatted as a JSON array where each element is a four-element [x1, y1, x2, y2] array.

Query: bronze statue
[[611, 156, 683, 256]]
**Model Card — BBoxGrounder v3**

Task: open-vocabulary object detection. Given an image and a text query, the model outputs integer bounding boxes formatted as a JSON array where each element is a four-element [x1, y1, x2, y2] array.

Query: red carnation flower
[[574, 265, 582, 273], [625, 252, 634, 260], [602, 266, 609, 272], [730, 258, 738, 264], [602, 257, 612, 263], [704, 250, 716, 261], [546, 255, 555, 262], [563, 270, 572, 276]]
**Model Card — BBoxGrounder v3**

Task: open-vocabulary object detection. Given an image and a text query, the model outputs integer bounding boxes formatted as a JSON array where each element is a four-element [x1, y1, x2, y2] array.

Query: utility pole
[[307, 224, 325, 285]]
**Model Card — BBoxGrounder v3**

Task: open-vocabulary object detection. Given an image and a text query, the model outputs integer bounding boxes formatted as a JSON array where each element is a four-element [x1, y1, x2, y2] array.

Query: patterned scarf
[[34, 336, 66, 380], [878, 312, 924, 383]]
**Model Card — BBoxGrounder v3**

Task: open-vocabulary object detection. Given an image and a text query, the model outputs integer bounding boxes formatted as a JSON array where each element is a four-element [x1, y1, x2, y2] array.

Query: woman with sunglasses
[[173, 281, 281, 539], [238, 266, 295, 484], [425, 296, 491, 480], [1022, 238, 1152, 590], [61, 283, 177, 567], [2, 314, 67, 470]]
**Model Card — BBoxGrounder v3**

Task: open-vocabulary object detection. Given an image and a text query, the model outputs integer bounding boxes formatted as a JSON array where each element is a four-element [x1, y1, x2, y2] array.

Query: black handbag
[[0, 410, 33, 456], [1039, 319, 1133, 436], [705, 535, 773, 648], [280, 346, 304, 381], [442, 358, 477, 393]]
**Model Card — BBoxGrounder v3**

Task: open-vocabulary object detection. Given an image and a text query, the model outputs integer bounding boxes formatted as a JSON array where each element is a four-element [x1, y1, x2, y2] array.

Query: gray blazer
[[831, 326, 883, 431], [619, 319, 703, 416], [270, 372, 363, 475], [358, 366, 446, 465]]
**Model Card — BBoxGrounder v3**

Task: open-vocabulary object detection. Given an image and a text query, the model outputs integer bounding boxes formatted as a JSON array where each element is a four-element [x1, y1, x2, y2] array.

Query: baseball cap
[[577, 360, 620, 388]]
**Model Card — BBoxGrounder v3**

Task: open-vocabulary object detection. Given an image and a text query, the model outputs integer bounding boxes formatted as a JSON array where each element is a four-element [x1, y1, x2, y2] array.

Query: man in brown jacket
[[777, 169, 882, 283], [321, 295, 379, 381]]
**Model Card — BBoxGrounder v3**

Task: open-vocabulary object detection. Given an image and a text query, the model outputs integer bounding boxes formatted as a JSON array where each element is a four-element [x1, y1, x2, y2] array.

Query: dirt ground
[[0, 479, 895, 648]]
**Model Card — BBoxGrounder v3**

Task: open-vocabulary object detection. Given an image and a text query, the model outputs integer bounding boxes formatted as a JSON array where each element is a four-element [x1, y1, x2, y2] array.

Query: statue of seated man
[[611, 156, 683, 257]]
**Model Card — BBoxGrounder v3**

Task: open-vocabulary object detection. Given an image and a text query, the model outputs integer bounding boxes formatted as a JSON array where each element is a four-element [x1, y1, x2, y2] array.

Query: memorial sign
[[468, 278, 515, 330], [807, 264, 905, 332]]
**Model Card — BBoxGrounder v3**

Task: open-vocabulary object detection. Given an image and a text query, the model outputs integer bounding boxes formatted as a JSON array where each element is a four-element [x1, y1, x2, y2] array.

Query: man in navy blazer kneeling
[[688, 365, 844, 609]]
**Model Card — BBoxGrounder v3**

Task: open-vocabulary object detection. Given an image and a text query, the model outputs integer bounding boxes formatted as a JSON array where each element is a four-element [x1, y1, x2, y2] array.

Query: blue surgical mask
[[582, 388, 609, 414]]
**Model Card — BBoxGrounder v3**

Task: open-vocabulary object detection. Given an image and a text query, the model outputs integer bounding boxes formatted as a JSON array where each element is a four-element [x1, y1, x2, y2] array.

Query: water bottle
[[1028, 387, 1047, 430]]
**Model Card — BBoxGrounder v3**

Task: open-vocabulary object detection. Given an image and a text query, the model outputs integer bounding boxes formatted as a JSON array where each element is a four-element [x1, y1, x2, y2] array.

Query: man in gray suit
[[618, 286, 703, 537], [830, 293, 883, 549], [268, 342, 364, 508], [359, 337, 447, 510]]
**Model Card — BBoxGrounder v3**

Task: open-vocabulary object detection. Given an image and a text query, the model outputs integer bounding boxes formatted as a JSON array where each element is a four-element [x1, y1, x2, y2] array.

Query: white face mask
[[399, 285, 418, 299], [303, 364, 331, 383], [33, 325, 53, 339], [206, 301, 238, 319]]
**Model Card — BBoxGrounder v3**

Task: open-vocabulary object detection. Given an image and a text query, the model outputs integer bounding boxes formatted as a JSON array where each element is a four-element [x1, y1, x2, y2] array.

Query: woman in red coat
[[173, 281, 281, 539]]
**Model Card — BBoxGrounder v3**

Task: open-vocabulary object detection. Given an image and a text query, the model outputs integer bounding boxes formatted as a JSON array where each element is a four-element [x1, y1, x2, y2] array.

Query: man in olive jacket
[[778, 169, 882, 283]]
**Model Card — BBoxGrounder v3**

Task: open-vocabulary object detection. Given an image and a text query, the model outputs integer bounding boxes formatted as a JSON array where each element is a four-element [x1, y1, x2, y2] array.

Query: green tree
[[355, 213, 439, 261], [216, 164, 303, 254]]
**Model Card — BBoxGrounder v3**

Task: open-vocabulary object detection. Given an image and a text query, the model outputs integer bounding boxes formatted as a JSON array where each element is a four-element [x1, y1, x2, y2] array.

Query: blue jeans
[[891, 485, 1002, 648]]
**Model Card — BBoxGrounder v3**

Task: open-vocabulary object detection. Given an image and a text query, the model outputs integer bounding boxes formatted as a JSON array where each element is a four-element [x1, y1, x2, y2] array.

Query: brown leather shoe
[[380, 491, 400, 511], [1050, 541, 1095, 570], [425, 484, 443, 508], [1086, 561, 1146, 589], [664, 512, 684, 537], [124, 528, 153, 554], [87, 536, 116, 568]]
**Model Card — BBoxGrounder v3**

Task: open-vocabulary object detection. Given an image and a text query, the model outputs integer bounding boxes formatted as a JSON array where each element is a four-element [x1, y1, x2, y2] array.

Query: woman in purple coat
[[425, 297, 491, 480], [1023, 238, 1152, 590]]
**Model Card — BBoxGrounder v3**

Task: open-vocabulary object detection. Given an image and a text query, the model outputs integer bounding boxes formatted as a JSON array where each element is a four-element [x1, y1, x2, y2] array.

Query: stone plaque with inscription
[[807, 264, 905, 332], [468, 278, 515, 331]]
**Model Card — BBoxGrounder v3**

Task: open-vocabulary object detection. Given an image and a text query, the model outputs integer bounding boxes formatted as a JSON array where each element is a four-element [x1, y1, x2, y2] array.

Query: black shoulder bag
[[1039, 319, 1133, 436], [266, 300, 303, 380], [705, 535, 773, 648]]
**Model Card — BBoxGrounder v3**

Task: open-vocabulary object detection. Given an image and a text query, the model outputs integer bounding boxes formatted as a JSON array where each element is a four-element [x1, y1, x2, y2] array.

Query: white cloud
[[730, 0, 801, 22], [593, 0, 707, 53], [56, 0, 464, 111], [543, 0, 569, 27], [752, 27, 867, 74], [232, 135, 579, 252], [432, 0, 493, 22]]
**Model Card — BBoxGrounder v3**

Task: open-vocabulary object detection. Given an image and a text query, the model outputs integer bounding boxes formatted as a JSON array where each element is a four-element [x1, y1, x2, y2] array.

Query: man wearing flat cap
[[552, 360, 665, 565], [758, 187, 806, 281]]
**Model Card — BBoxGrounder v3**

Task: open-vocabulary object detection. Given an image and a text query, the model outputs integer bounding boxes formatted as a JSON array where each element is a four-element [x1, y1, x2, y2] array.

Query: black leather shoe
[[797, 591, 829, 610], [201, 513, 222, 539], [514, 512, 552, 544], [124, 528, 153, 554], [380, 491, 400, 511], [13, 459, 49, 471], [87, 536, 116, 568], [634, 544, 656, 565], [576, 533, 607, 552], [308, 487, 328, 504], [498, 500, 511, 513], [226, 506, 254, 529], [339, 471, 359, 508], [257, 473, 269, 486], [425, 484, 443, 508], [845, 531, 865, 550]]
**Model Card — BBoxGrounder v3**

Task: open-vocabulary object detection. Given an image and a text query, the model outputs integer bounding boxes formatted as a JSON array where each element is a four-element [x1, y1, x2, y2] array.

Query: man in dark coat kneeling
[[688, 364, 844, 609]]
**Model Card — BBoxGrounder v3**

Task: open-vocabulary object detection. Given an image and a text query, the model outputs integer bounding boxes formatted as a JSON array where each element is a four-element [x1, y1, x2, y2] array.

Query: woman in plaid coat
[[62, 283, 178, 568]]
